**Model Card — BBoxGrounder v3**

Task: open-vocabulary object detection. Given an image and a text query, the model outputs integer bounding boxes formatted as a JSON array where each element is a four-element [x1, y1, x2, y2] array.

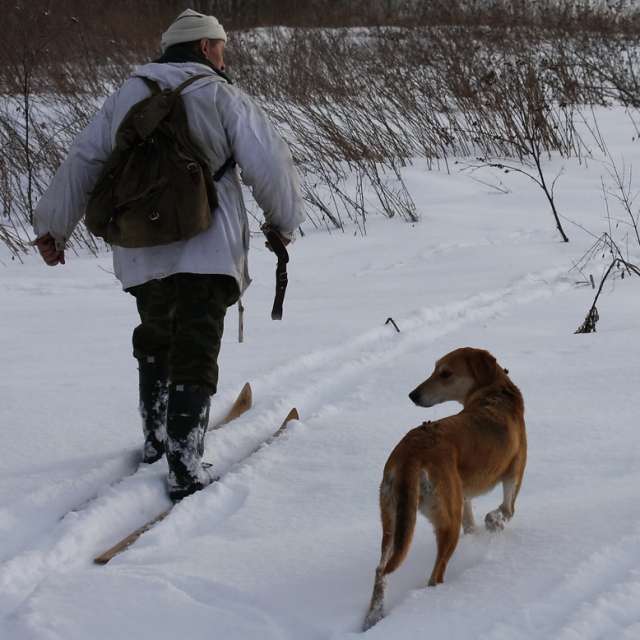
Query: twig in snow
[[385, 317, 400, 333]]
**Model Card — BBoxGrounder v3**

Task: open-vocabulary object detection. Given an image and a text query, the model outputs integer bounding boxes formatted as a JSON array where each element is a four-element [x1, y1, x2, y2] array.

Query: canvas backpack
[[86, 74, 233, 248]]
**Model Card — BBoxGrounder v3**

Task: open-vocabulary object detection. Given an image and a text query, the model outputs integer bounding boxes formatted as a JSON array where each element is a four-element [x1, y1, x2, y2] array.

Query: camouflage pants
[[128, 274, 240, 395]]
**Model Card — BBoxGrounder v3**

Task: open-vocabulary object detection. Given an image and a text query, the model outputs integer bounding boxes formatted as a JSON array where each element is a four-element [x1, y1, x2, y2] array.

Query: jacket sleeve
[[215, 84, 305, 238], [32, 91, 117, 243]]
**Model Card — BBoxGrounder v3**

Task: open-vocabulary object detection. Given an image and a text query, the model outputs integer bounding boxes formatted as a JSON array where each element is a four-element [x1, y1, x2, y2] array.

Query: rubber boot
[[138, 356, 169, 464], [166, 383, 217, 502]]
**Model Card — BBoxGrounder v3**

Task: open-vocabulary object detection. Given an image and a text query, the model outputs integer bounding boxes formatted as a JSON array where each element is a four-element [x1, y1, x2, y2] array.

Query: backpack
[[86, 74, 232, 248]]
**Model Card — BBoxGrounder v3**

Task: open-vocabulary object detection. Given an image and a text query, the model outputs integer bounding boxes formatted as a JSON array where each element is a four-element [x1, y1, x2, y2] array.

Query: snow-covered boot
[[138, 356, 169, 464], [166, 383, 217, 502]]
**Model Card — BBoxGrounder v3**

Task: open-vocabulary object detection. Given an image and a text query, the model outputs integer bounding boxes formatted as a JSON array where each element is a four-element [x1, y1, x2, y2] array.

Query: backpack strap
[[138, 73, 235, 180], [137, 73, 211, 96], [174, 74, 236, 181], [141, 77, 161, 95], [213, 156, 236, 181], [173, 73, 212, 95]]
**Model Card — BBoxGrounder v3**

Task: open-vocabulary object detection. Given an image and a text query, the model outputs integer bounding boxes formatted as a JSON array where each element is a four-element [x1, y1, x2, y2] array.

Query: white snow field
[[1, 107, 640, 640]]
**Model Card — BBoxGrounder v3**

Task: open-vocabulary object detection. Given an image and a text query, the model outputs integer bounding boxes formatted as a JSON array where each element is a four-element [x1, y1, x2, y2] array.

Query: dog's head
[[409, 347, 499, 407]]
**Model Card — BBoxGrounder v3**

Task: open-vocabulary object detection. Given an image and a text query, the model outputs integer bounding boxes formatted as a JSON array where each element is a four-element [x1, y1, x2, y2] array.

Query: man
[[32, 9, 305, 501]]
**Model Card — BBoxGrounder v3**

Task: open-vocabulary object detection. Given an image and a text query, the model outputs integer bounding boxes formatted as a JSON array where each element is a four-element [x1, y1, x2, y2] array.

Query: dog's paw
[[485, 509, 506, 532]]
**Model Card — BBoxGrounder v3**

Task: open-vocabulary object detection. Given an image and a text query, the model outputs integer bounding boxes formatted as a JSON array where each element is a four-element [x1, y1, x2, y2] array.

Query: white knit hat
[[161, 8, 227, 53]]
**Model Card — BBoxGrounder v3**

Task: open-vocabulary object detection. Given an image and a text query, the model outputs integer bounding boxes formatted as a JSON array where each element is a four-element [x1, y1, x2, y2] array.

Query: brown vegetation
[[3, 1, 640, 256]]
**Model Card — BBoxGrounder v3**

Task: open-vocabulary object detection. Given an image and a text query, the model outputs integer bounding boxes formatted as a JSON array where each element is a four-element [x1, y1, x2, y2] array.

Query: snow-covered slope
[[1, 107, 639, 640]]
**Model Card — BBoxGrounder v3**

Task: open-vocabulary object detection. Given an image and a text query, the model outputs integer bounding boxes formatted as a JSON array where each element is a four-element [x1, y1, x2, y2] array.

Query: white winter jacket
[[33, 62, 305, 291]]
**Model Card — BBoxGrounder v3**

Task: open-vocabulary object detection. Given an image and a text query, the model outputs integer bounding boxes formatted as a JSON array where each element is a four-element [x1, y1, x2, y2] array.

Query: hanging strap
[[262, 225, 290, 321]]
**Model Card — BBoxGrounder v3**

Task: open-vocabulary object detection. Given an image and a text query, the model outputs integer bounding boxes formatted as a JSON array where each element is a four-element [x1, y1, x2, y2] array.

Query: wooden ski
[[93, 405, 299, 565], [210, 382, 252, 431]]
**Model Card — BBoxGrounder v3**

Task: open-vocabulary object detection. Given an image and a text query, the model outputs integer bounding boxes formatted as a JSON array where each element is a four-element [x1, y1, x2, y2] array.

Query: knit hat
[[161, 9, 227, 53]]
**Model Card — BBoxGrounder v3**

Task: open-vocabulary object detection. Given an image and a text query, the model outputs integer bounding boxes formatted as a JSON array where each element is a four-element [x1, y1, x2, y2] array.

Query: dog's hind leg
[[462, 499, 475, 534], [363, 565, 387, 632], [363, 475, 396, 631], [427, 471, 463, 586], [363, 465, 421, 630], [508, 445, 527, 516]]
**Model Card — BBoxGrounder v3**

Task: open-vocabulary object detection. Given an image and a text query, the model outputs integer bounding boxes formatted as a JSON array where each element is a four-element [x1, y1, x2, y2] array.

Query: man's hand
[[33, 233, 66, 266]]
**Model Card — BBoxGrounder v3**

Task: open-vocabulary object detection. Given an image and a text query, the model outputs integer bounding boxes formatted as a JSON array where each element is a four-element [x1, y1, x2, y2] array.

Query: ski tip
[[238, 382, 253, 408], [211, 382, 253, 430], [270, 408, 300, 440]]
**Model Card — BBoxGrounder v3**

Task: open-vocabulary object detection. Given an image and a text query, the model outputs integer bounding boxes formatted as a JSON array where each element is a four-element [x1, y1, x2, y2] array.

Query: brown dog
[[362, 347, 526, 631]]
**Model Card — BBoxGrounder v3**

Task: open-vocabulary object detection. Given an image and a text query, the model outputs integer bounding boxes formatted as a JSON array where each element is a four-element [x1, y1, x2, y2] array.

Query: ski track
[[346, 471, 640, 640], [249, 266, 571, 426], [0, 266, 571, 619], [479, 526, 640, 640], [353, 230, 538, 278], [0, 451, 139, 562]]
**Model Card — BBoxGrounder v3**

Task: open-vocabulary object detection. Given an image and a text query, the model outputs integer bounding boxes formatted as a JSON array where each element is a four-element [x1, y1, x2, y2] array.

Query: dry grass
[[3, 0, 640, 255]]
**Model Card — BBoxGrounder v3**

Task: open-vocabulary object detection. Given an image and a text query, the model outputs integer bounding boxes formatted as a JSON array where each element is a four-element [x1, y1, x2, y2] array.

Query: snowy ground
[[1, 107, 640, 640]]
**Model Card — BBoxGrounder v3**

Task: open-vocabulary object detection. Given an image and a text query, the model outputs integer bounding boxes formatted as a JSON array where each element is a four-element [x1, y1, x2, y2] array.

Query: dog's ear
[[466, 349, 498, 387]]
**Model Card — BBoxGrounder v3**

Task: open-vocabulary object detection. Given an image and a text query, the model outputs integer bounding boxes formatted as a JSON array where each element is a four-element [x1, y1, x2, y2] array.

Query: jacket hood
[[133, 62, 224, 94]]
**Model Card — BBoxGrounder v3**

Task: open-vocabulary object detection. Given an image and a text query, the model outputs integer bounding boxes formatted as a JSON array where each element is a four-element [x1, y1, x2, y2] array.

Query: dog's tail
[[379, 462, 421, 576]]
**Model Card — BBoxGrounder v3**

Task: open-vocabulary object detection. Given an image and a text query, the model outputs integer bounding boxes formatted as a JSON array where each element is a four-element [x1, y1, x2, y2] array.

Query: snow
[[2, 106, 640, 639]]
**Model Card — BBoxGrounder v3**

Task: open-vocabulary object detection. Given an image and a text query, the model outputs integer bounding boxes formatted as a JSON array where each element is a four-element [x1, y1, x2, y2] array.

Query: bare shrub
[[459, 57, 583, 242], [3, 1, 640, 255], [573, 154, 640, 332]]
